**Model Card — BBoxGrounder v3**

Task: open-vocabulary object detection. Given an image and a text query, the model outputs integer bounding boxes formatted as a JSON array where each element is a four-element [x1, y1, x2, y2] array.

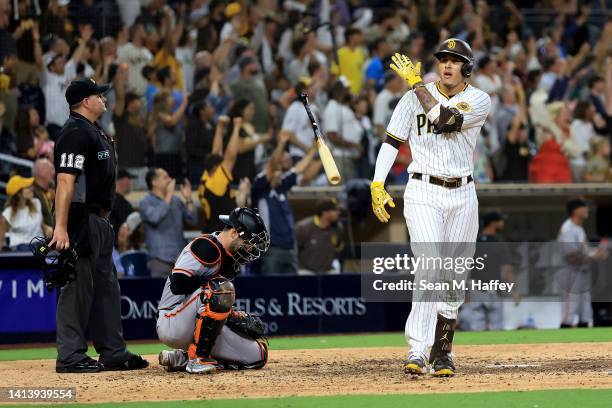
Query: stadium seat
[[120, 251, 150, 277]]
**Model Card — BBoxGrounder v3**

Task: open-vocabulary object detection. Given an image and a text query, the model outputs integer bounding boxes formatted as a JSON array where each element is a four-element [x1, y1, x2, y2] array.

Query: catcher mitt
[[226, 309, 266, 340]]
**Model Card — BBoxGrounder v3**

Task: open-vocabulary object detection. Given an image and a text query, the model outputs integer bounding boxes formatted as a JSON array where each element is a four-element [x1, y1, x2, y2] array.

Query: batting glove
[[371, 181, 395, 223], [390, 53, 423, 89]]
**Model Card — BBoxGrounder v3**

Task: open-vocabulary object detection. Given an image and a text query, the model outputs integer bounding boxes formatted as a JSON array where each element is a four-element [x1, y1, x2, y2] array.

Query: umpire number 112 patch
[[60, 153, 85, 169]]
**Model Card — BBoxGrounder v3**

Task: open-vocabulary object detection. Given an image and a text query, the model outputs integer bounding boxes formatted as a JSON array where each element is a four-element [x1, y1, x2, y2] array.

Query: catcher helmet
[[219, 208, 270, 265], [434, 38, 474, 78]]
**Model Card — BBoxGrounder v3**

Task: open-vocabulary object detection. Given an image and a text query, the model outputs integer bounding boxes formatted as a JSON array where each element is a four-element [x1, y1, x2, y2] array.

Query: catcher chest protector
[[188, 277, 236, 360], [434, 38, 474, 78]]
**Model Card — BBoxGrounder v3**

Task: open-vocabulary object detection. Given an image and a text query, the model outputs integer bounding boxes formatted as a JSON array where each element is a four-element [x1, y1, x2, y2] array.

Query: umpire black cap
[[434, 38, 475, 77], [65, 78, 111, 106]]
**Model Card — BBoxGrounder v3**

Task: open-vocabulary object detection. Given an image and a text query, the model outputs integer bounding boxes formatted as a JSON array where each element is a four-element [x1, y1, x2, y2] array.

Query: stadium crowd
[[1, 0, 612, 275]]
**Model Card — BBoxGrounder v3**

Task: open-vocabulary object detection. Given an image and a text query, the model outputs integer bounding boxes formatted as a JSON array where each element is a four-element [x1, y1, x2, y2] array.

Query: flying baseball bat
[[299, 93, 342, 185]]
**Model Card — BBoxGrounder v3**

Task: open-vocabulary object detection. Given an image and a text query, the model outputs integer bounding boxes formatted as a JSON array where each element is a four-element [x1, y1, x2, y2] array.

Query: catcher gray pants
[[157, 289, 265, 368], [56, 214, 130, 369]]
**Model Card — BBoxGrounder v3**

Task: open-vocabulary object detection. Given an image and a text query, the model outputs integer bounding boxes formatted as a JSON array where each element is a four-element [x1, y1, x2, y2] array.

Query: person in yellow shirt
[[333, 27, 366, 95]]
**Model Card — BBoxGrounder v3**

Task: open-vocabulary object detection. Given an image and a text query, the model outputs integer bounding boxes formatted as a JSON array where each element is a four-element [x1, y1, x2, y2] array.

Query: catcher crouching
[[156, 207, 270, 374]]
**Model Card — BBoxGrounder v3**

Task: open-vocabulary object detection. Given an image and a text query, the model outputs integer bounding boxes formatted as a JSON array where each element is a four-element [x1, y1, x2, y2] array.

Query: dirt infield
[[1, 343, 611, 403]]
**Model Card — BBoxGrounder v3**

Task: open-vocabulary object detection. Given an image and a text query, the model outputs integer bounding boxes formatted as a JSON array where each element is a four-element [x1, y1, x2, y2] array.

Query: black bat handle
[[299, 93, 322, 140]]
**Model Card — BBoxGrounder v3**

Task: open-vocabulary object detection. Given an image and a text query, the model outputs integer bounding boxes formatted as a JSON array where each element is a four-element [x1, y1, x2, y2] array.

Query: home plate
[[485, 364, 541, 368]]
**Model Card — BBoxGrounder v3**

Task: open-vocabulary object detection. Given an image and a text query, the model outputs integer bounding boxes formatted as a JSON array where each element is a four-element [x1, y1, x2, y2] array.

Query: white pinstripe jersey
[[386, 81, 491, 178]]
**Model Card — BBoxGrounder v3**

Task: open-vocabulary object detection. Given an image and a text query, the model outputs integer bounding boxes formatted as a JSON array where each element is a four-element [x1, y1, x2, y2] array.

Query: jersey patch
[[190, 236, 222, 266], [456, 102, 471, 112], [97, 150, 110, 160]]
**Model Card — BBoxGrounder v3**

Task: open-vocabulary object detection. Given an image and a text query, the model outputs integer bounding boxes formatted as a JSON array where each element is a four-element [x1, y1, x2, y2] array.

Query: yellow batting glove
[[371, 181, 395, 223], [390, 53, 423, 88]]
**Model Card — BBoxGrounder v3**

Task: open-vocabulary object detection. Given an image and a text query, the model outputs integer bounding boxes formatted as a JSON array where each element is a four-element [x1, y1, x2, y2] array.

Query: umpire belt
[[411, 173, 473, 189], [89, 205, 111, 219]]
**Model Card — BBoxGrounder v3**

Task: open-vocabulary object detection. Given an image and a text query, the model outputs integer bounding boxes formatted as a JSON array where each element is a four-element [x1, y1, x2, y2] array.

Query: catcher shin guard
[[188, 278, 235, 362]]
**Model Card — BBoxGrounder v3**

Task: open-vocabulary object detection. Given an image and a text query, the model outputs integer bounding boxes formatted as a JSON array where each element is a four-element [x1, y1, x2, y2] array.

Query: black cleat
[[103, 353, 149, 371], [431, 353, 455, 377], [56, 357, 104, 373]]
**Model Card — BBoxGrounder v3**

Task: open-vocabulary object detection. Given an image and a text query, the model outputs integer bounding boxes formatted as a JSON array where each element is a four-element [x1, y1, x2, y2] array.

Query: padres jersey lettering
[[386, 81, 491, 178]]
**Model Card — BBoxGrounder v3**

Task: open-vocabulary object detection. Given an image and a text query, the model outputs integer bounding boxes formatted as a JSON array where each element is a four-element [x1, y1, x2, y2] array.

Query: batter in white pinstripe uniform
[[370, 39, 491, 377]]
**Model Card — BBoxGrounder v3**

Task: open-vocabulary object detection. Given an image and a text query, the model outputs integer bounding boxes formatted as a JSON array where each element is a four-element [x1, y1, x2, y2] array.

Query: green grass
[[1, 328, 611, 362], [1, 389, 611, 408]]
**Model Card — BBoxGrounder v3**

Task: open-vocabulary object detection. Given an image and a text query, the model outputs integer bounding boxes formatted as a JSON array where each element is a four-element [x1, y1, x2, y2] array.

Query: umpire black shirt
[[54, 111, 116, 254]]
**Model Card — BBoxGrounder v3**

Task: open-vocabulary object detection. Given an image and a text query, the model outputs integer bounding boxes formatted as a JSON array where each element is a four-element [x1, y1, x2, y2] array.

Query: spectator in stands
[[225, 98, 273, 182], [114, 80, 148, 188], [32, 158, 55, 228], [15, 106, 53, 160], [230, 56, 269, 133], [219, 2, 243, 42], [495, 84, 520, 149], [198, 116, 241, 232], [286, 31, 317, 85], [252, 131, 317, 274], [373, 71, 404, 140], [353, 94, 374, 178], [0, 175, 50, 252], [335, 27, 366, 95], [185, 99, 215, 186], [147, 66, 184, 113], [117, 211, 144, 253], [583, 137, 611, 183], [42, 0, 74, 41], [153, 6, 186, 92], [365, 38, 390, 91], [41, 25, 94, 140], [500, 110, 535, 182], [116, 22, 153, 96], [295, 198, 344, 275], [110, 169, 135, 243], [322, 80, 363, 180], [529, 130, 572, 183], [0, 101, 16, 182], [176, 27, 196, 94], [140, 167, 197, 277], [570, 101, 598, 180], [203, 64, 232, 119], [148, 90, 188, 178], [280, 78, 323, 184], [588, 76, 607, 119]]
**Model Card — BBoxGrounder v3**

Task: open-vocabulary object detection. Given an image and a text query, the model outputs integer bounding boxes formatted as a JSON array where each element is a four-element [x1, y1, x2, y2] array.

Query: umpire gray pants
[[56, 214, 130, 368]]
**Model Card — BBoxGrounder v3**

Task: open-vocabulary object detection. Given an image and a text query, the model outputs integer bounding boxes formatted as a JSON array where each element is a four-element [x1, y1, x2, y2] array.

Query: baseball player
[[370, 39, 491, 376], [156, 207, 270, 374], [557, 199, 608, 328]]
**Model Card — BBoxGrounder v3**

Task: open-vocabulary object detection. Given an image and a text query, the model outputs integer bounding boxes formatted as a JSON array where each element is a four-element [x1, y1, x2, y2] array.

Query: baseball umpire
[[50, 78, 148, 373], [157, 207, 270, 374], [370, 39, 491, 376]]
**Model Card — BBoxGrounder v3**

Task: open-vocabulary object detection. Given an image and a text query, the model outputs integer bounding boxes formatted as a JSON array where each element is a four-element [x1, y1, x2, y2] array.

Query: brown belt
[[412, 173, 473, 189]]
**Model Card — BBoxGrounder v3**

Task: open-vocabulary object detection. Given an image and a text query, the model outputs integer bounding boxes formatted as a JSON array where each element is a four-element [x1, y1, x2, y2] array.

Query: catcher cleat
[[186, 357, 221, 374], [404, 354, 428, 375], [431, 353, 456, 377], [158, 349, 188, 372]]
